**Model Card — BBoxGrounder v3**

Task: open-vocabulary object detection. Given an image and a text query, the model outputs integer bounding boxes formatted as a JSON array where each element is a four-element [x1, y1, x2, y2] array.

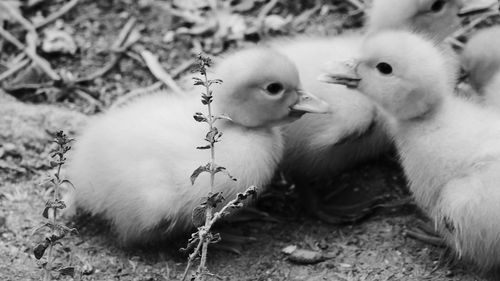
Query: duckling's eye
[[266, 82, 284, 95], [430, 0, 446, 13], [376, 62, 393, 75]]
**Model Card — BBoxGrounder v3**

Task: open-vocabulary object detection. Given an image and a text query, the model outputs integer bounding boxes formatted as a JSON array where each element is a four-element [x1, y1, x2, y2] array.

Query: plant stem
[[203, 73, 216, 192], [44, 153, 63, 281], [199, 68, 216, 281]]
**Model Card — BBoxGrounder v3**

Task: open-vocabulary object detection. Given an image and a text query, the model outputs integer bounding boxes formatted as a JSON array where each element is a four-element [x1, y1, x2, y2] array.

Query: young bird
[[269, 0, 490, 221], [320, 30, 500, 272], [65, 48, 330, 245], [461, 26, 500, 109]]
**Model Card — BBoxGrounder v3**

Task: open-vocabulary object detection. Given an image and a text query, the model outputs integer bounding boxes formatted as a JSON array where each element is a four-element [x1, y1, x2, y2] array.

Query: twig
[[75, 18, 138, 83], [74, 88, 104, 110], [0, 58, 30, 82], [181, 186, 257, 281], [292, 3, 322, 30], [0, 1, 36, 34], [35, 0, 81, 29], [109, 58, 195, 109], [159, 3, 205, 24], [171, 58, 197, 78], [452, 10, 498, 39], [405, 229, 446, 247], [112, 17, 137, 50], [345, 0, 366, 11], [255, 0, 280, 30], [0, 26, 60, 81], [109, 81, 163, 110], [181, 237, 204, 281], [257, 0, 280, 20], [447, 37, 465, 49], [75, 55, 121, 83], [137, 48, 183, 95]]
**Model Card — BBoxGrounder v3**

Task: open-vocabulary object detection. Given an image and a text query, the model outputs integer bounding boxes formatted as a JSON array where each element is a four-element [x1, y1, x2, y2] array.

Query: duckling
[[320, 30, 500, 272], [269, 0, 489, 222], [65, 48, 330, 245], [460, 26, 500, 109]]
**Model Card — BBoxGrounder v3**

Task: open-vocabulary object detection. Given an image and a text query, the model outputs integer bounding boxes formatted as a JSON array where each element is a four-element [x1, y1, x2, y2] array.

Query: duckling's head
[[211, 48, 330, 128], [367, 0, 493, 42], [320, 31, 455, 121], [461, 26, 500, 92]]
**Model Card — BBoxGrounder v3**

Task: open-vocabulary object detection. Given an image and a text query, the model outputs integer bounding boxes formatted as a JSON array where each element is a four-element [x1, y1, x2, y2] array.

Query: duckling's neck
[[396, 93, 472, 137], [399, 95, 444, 125]]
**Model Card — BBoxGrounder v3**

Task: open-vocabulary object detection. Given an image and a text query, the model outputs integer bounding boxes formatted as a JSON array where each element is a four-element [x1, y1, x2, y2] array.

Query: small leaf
[[192, 77, 205, 86], [191, 205, 206, 228], [201, 94, 213, 105], [190, 164, 210, 185], [206, 192, 225, 208], [214, 114, 232, 122], [214, 165, 237, 181], [208, 79, 223, 86], [32, 222, 52, 236], [58, 266, 76, 277], [205, 127, 221, 143], [180, 231, 200, 253], [34, 242, 49, 259], [196, 145, 211, 150], [193, 112, 207, 123], [61, 179, 75, 190], [42, 29, 77, 55], [42, 207, 50, 219]]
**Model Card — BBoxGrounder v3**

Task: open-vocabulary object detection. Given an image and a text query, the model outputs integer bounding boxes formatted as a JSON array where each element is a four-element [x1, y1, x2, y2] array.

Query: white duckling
[[268, 0, 489, 221], [461, 25, 500, 109], [320, 30, 500, 272], [65, 47, 330, 245]]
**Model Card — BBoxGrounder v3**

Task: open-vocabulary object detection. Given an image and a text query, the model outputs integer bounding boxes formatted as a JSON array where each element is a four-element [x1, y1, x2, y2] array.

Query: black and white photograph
[[1, 0, 500, 280]]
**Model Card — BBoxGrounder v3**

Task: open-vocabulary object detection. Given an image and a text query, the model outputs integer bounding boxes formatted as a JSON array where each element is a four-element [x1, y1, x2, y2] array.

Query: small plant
[[33, 130, 77, 281], [181, 54, 258, 281]]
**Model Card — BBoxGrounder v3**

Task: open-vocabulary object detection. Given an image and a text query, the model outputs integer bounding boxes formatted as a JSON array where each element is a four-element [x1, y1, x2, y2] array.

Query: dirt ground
[[0, 0, 498, 280]]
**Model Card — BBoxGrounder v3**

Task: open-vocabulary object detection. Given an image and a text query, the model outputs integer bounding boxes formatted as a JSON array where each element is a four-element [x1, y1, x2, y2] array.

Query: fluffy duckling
[[461, 26, 500, 109], [65, 48, 330, 245], [269, 0, 489, 221], [320, 30, 500, 272], [367, 0, 464, 41]]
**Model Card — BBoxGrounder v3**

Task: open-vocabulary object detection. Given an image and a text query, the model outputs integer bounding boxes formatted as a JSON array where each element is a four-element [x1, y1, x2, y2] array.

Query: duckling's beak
[[289, 91, 331, 116], [457, 0, 499, 17], [317, 60, 361, 88]]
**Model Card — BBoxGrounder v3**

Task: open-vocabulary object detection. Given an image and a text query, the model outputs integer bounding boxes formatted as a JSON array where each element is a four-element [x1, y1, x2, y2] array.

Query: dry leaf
[[42, 29, 77, 55], [263, 14, 292, 32]]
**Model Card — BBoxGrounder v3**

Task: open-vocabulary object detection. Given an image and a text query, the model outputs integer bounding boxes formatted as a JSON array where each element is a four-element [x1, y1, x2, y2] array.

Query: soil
[[0, 0, 497, 280]]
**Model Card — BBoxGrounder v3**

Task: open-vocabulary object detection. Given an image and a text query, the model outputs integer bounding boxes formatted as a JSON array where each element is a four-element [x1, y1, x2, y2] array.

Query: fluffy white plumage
[[323, 30, 500, 271], [65, 48, 329, 245], [461, 26, 500, 109], [269, 0, 475, 191]]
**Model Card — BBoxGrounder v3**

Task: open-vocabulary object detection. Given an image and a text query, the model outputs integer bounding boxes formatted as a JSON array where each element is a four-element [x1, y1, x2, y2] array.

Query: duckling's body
[[321, 30, 500, 271], [67, 94, 282, 243], [394, 94, 500, 271], [268, 0, 480, 218], [271, 35, 390, 182], [66, 48, 329, 245], [461, 26, 500, 109]]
